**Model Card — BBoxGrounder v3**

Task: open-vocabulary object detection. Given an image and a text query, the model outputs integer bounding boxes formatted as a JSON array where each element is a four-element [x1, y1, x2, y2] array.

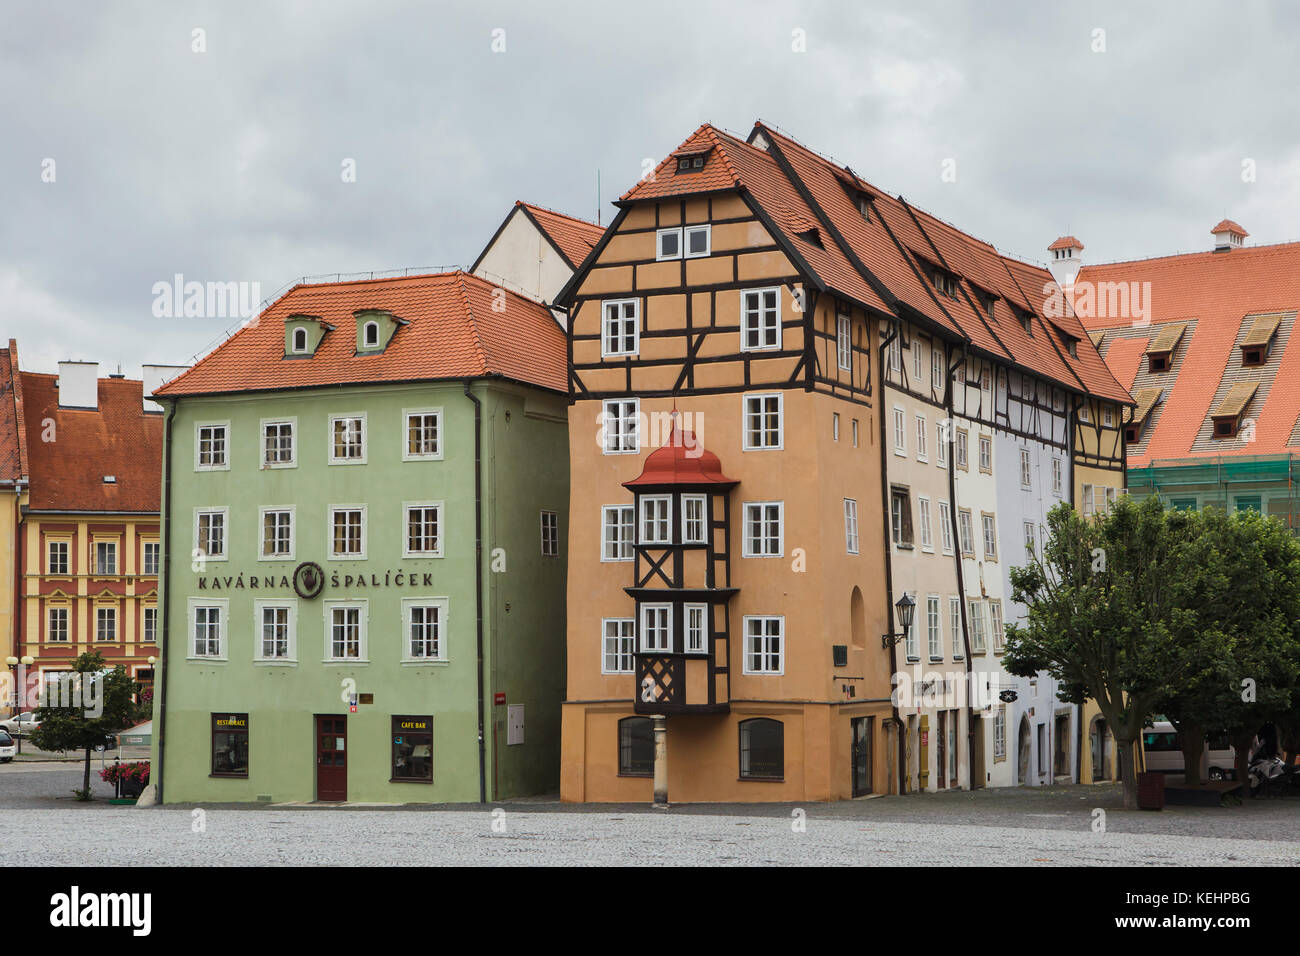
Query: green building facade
[[151, 272, 569, 804]]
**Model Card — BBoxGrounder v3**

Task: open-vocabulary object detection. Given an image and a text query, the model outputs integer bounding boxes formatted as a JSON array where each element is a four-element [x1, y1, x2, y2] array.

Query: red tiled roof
[[21, 372, 161, 513], [156, 271, 567, 397], [624, 424, 737, 488], [1079, 240, 1300, 463], [1101, 335, 1149, 392], [620, 125, 743, 202], [1048, 236, 1084, 251], [0, 341, 26, 483], [1212, 219, 1248, 236], [517, 202, 605, 270]]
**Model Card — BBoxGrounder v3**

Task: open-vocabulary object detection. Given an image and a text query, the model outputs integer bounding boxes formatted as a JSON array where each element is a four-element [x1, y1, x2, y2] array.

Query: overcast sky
[[2, 0, 1297, 377]]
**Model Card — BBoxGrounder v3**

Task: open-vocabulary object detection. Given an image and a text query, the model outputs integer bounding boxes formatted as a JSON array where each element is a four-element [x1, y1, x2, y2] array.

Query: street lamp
[[881, 593, 916, 649]]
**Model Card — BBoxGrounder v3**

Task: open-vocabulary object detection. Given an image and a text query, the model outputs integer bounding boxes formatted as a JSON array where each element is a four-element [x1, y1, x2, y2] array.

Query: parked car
[[0, 712, 40, 737], [0, 731, 15, 762], [1142, 720, 1240, 779]]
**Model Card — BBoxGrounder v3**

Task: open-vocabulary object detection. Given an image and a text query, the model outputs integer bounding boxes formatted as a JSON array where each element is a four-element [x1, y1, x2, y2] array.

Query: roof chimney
[[141, 364, 190, 413], [1047, 236, 1084, 291], [1212, 219, 1247, 252], [57, 361, 99, 410]]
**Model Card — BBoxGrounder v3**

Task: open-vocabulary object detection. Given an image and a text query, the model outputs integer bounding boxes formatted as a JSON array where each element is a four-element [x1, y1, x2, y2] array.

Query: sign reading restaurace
[[195, 567, 435, 593]]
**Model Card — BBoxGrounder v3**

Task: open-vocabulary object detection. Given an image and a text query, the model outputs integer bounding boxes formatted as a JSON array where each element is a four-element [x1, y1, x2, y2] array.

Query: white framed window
[[904, 592, 918, 660], [328, 505, 367, 560], [681, 495, 707, 544], [927, 595, 942, 660], [990, 600, 1004, 652], [887, 334, 902, 374], [1023, 520, 1037, 556], [937, 425, 948, 467], [47, 539, 70, 575], [956, 430, 968, 468], [640, 604, 671, 653], [912, 338, 923, 380], [143, 606, 158, 643], [362, 320, 380, 348], [602, 299, 639, 357], [949, 597, 963, 658], [403, 502, 442, 558], [324, 602, 368, 662], [1082, 484, 1095, 516], [261, 419, 296, 468], [968, 600, 987, 654], [684, 604, 708, 654], [743, 501, 783, 557], [143, 540, 160, 576], [958, 509, 975, 556], [639, 495, 671, 545], [259, 507, 295, 561], [932, 348, 944, 390], [918, 496, 933, 552], [403, 408, 444, 461], [329, 414, 366, 464], [541, 511, 559, 556], [893, 407, 906, 456], [994, 706, 1007, 759], [47, 606, 69, 642], [741, 288, 781, 351], [743, 615, 784, 674], [403, 598, 448, 663], [601, 505, 634, 561], [1020, 447, 1032, 489], [844, 498, 859, 554], [1052, 457, 1063, 496], [195, 422, 229, 471], [195, 508, 227, 561], [685, 224, 711, 258], [1103, 405, 1114, 427], [978, 435, 992, 473], [291, 327, 309, 353], [95, 606, 117, 642], [743, 392, 782, 449], [832, 413, 840, 442], [837, 312, 852, 370], [602, 619, 635, 674], [188, 599, 227, 660], [1105, 486, 1118, 511], [254, 601, 297, 663], [602, 398, 640, 454], [656, 227, 683, 261], [938, 500, 954, 554], [852, 419, 859, 447], [916, 414, 928, 462], [94, 540, 118, 575], [982, 513, 998, 560]]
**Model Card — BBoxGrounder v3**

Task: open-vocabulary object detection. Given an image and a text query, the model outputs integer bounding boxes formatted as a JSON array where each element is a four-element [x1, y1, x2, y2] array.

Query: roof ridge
[[1083, 238, 1300, 270], [454, 271, 491, 374], [517, 200, 599, 229]]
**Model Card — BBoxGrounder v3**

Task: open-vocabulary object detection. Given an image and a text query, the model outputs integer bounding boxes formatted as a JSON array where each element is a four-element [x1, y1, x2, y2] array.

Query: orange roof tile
[[1212, 219, 1248, 236], [516, 202, 605, 270], [22, 372, 161, 513], [0, 342, 26, 483], [1079, 240, 1300, 464], [156, 271, 566, 398], [1049, 236, 1084, 251]]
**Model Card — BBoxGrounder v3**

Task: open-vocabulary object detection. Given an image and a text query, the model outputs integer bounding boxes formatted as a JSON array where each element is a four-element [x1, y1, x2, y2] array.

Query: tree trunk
[[1179, 721, 1204, 786], [1232, 732, 1254, 797], [83, 746, 92, 797], [1117, 736, 1138, 809]]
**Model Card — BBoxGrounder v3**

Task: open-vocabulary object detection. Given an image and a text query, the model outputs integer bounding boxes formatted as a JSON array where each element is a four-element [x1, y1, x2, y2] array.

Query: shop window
[[739, 718, 784, 781], [618, 716, 654, 777], [211, 713, 249, 777], [392, 716, 433, 783]]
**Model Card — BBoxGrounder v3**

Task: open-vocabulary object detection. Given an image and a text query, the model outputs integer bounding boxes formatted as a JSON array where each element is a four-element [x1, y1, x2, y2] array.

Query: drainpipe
[[946, 347, 976, 788], [464, 380, 487, 804], [155, 399, 176, 803], [877, 321, 905, 795]]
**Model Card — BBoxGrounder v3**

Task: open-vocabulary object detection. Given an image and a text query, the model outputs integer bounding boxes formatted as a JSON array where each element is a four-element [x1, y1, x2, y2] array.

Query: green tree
[[1157, 507, 1300, 786], [1004, 497, 1192, 809], [29, 652, 138, 800]]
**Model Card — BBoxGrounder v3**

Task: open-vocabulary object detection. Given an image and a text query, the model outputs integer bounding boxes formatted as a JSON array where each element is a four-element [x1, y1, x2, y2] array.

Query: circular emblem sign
[[293, 561, 326, 599]]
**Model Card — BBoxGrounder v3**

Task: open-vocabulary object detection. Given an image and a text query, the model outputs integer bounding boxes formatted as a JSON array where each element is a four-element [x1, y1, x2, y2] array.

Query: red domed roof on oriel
[[623, 423, 737, 488]]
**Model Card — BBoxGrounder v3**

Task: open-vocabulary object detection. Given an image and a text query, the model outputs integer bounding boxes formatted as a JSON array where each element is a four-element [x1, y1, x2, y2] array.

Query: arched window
[[292, 328, 308, 353], [363, 321, 379, 348], [850, 586, 866, 650], [739, 718, 784, 780], [618, 717, 653, 777]]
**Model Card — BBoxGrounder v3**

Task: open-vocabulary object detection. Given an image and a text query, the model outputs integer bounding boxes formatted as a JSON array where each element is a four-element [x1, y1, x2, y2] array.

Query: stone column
[[652, 715, 668, 806]]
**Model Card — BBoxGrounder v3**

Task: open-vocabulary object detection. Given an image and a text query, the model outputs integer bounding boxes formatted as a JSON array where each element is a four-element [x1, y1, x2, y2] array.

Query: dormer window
[[292, 328, 308, 353], [675, 152, 707, 172], [1211, 382, 1258, 439], [353, 309, 404, 353], [857, 194, 872, 222], [1065, 337, 1079, 358], [1240, 313, 1281, 367], [1144, 322, 1186, 374], [285, 314, 329, 357], [932, 269, 958, 299], [363, 321, 379, 348]]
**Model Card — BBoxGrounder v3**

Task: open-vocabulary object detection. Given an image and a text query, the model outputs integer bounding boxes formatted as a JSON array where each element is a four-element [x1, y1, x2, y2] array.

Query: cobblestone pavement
[[0, 766, 1297, 864]]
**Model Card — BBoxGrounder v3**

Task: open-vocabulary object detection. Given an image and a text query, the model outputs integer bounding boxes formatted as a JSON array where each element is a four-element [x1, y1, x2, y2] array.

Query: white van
[[1141, 720, 1238, 779]]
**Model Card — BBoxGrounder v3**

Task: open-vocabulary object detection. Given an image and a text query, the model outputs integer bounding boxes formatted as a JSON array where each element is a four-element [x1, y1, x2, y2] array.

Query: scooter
[[1248, 754, 1287, 797]]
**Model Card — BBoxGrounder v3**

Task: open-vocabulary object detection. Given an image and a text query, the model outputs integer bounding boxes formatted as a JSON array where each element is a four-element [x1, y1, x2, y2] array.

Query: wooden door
[[937, 710, 948, 788], [851, 717, 873, 796], [316, 715, 347, 802]]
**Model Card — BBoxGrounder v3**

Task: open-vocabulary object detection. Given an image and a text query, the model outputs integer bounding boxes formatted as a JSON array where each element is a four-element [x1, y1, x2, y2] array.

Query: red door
[[316, 715, 347, 802]]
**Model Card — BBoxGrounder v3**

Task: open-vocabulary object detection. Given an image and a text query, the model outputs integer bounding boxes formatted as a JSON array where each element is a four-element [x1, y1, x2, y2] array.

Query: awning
[[1145, 322, 1187, 355], [1213, 381, 1259, 419], [1129, 387, 1163, 426], [1087, 329, 1106, 348], [1241, 313, 1282, 348]]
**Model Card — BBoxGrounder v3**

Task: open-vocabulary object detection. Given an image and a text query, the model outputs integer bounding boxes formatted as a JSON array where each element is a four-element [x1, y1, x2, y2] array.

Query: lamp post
[[880, 593, 916, 649], [4, 657, 15, 720]]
